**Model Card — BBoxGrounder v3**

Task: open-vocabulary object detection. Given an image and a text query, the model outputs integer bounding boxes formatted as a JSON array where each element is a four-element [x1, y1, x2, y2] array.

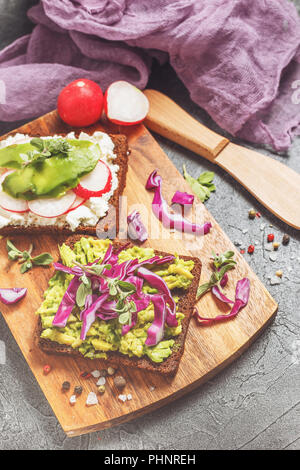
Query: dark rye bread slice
[[37, 235, 202, 376], [0, 134, 128, 237]]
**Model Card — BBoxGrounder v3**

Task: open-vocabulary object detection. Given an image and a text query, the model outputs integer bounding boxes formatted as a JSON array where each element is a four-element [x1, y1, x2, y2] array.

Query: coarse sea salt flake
[[91, 370, 101, 378], [86, 392, 98, 406], [69, 395, 76, 405], [118, 394, 127, 402], [127, 394, 132, 400], [96, 377, 106, 386]]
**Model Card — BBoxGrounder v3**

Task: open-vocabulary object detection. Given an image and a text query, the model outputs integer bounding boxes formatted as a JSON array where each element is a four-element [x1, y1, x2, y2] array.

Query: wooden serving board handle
[[144, 89, 229, 161]]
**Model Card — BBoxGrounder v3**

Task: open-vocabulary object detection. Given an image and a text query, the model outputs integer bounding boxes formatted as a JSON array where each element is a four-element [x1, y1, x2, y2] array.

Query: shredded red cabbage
[[146, 170, 212, 236], [52, 277, 81, 327], [211, 285, 234, 304], [0, 287, 27, 305], [52, 241, 180, 345], [195, 278, 250, 325], [127, 210, 148, 242], [144, 295, 167, 346], [80, 293, 110, 340], [171, 190, 194, 206], [136, 266, 178, 328]]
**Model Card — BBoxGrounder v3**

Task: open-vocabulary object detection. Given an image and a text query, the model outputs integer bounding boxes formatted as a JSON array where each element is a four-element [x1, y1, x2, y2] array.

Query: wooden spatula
[[144, 89, 300, 230]]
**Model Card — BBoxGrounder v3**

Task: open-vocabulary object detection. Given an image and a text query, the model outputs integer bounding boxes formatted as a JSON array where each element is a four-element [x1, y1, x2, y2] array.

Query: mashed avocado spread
[[37, 238, 194, 363]]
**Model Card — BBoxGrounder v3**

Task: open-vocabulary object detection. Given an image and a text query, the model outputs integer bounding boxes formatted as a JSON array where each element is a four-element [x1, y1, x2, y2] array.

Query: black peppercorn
[[74, 385, 83, 396], [62, 381, 70, 392], [282, 234, 290, 246]]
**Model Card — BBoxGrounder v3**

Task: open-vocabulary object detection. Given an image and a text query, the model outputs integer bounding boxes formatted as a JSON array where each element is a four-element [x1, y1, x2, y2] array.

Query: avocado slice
[[2, 139, 100, 200], [0, 142, 38, 169]]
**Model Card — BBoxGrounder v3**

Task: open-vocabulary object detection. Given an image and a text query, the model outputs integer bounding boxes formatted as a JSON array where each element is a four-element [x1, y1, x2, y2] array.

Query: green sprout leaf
[[183, 165, 216, 203]]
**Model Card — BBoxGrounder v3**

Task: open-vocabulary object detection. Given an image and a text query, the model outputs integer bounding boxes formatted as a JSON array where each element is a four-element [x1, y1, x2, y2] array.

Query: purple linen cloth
[[0, 0, 299, 151]]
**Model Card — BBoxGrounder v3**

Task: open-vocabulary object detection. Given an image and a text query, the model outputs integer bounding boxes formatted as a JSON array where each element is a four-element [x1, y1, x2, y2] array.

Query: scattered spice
[[107, 367, 116, 376], [248, 209, 256, 219], [247, 245, 255, 254], [256, 212, 261, 218], [282, 234, 290, 246], [273, 242, 280, 250], [91, 370, 101, 378], [270, 276, 281, 286], [118, 394, 127, 403], [267, 234, 274, 242], [276, 270, 283, 278], [240, 249, 245, 254], [74, 385, 83, 396], [114, 375, 126, 390], [86, 392, 98, 406], [62, 381, 70, 392], [80, 371, 91, 379], [43, 364, 51, 375], [96, 377, 106, 386], [99, 369, 108, 377], [98, 385, 106, 395], [69, 395, 76, 406]]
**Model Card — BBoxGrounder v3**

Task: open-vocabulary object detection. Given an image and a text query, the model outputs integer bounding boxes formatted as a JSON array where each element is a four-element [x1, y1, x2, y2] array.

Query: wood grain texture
[[0, 111, 277, 437], [144, 89, 300, 230]]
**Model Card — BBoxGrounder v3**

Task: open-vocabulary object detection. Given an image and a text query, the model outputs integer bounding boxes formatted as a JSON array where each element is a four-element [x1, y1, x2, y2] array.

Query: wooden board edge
[[64, 302, 278, 437]]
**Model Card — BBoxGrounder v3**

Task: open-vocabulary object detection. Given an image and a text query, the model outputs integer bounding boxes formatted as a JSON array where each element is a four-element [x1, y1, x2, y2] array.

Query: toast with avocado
[[0, 131, 128, 237], [36, 235, 201, 376]]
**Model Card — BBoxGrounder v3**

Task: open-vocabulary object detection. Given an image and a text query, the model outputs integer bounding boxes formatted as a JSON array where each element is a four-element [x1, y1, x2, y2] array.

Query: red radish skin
[[67, 195, 87, 213], [0, 171, 29, 214], [73, 160, 112, 199], [104, 81, 149, 126], [28, 191, 76, 218], [58, 79, 103, 127]]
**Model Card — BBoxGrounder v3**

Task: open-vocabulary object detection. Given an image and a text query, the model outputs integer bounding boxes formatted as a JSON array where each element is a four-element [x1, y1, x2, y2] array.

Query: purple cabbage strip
[[195, 278, 250, 325], [102, 242, 131, 265], [121, 311, 138, 336], [80, 293, 110, 340], [220, 272, 228, 288], [145, 295, 167, 346], [0, 287, 27, 305], [136, 266, 178, 327], [211, 285, 234, 304], [171, 190, 194, 206], [53, 262, 83, 277], [146, 170, 212, 236], [52, 277, 81, 328], [127, 210, 148, 243], [128, 254, 175, 275]]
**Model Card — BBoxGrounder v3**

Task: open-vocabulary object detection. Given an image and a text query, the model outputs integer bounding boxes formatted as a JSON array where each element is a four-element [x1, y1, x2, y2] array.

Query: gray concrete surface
[[0, 1, 299, 450]]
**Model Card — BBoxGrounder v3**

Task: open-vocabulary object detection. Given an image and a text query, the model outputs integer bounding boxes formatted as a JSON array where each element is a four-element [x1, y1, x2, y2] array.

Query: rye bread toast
[[0, 134, 128, 237], [36, 235, 202, 376]]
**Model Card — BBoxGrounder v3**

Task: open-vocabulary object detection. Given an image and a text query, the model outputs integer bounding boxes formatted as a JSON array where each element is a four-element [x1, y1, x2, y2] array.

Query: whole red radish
[[104, 81, 149, 125], [57, 79, 103, 127]]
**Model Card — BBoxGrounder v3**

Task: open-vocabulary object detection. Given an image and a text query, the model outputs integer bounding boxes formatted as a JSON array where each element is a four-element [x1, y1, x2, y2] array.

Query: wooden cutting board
[[0, 111, 277, 437]]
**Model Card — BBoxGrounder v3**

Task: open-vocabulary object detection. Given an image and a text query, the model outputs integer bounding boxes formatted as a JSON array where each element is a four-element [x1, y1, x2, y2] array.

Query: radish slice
[[104, 81, 149, 125], [73, 160, 112, 199], [0, 171, 29, 213], [28, 191, 76, 218], [67, 195, 86, 213]]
